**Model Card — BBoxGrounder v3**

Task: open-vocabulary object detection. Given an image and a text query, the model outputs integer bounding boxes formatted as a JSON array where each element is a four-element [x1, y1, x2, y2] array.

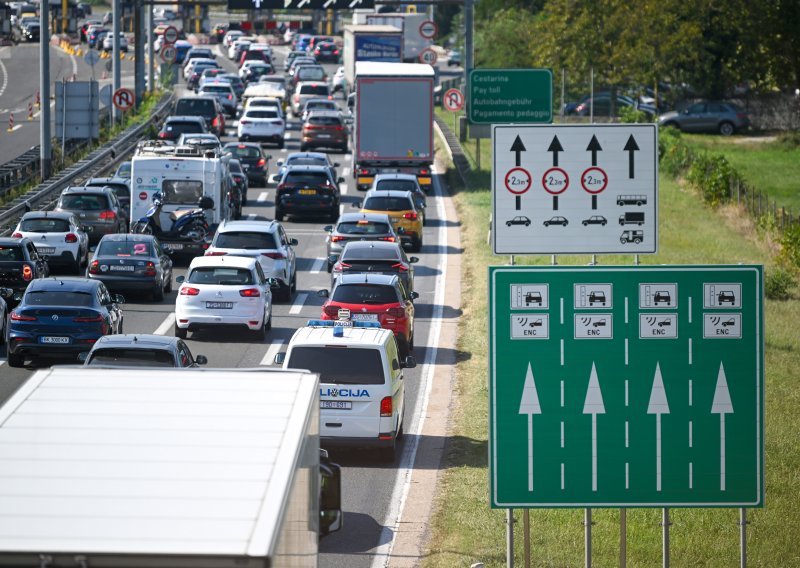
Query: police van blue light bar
[[306, 320, 382, 329]]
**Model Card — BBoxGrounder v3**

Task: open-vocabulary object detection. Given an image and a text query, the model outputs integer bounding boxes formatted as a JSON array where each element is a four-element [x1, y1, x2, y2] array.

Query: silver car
[[198, 81, 238, 118], [323, 212, 400, 272]]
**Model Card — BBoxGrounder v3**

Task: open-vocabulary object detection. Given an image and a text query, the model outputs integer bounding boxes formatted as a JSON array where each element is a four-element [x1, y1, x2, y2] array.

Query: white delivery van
[[278, 317, 416, 462]]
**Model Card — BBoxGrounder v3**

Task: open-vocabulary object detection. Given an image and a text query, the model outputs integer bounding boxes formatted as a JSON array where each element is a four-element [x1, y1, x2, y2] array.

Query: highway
[[0, 39, 460, 567]]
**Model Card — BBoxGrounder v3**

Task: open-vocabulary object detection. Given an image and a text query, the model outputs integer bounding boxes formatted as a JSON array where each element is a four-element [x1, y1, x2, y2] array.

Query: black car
[[173, 96, 226, 137], [84, 176, 131, 219], [157, 116, 208, 142], [313, 41, 340, 63], [54, 186, 128, 244], [223, 142, 271, 187], [275, 165, 342, 222], [330, 240, 418, 292], [21, 22, 40, 42], [229, 158, 250, 206], [5, 277, 124, 367], [0, 237, 50, 301], [87, 234, 173, 302], [82, 334, 208, 367]]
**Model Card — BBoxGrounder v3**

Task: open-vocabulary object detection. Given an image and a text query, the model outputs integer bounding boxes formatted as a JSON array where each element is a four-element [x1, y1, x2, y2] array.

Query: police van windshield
[[287, 346, 384, 385]]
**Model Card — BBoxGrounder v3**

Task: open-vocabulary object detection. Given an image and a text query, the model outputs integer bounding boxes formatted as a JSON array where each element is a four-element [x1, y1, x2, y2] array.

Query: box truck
[[343, 24, 402, 95], [0, 367, 342, 568], [354, 61, 435, 192], [366, 12, 432, 62]]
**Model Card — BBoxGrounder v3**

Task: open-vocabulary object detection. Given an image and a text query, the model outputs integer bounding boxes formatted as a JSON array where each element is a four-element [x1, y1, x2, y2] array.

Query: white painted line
[[247, 213, 257, 220], [625, 420, 629, 447], [310, 257, 325, 274], [257, 191, 268, 202], [688, 296, 693, 323], [625, 378, 629, 406], [339, 204, 344, 216], [560, 338, 564, 365], [560, 297, 564, 324], [626, 463, 630, 489], [289, 293, 308, 315], [0, 55, 8, 98], [560, 421, 564, 448], [153, 313, 175, 335], [689, 420, 693, 447], [9, 124, 21, 132], [260, 339, 285, 366], [560, 379, 564, 407], [624, 297, 629, 324], [561, 463, 565, 490], [0, 359, 5, 367], [689, 379, 693, 406], [285, 132, 292, 140], [340, 183, 348, 195], [624, 337, 628, 365], [688, 338, 693, 365], [342, 167, 350, 177]]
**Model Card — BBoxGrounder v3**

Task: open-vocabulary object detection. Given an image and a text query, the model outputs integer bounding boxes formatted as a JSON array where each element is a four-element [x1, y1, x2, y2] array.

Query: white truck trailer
[[343, 24, 402, 95], [0, 367, 342, 568], [354, 61, 435, 192], [365, 12, 432, 62]]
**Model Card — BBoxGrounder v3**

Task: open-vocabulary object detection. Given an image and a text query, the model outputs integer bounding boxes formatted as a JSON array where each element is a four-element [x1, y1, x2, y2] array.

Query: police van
[[277, 313, 416, 461]]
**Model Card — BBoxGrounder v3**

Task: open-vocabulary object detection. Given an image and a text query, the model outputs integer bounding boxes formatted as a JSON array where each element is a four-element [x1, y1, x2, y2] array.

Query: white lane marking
[[289, 293, 308, 315], [340, 183, 348, 195], [339, 204, 344, 216], [285, 132, 292, 140], [342, 166, 351, 177], [153, 313, 175, 335], [370, 166, 449, 568], [260, 339, 285, 366], [247, 213, 257, 220], [0, 359, 5, 367], [8, 124, 21, 132], [310, 257, 325, 274], [257, 191, 268, 202]]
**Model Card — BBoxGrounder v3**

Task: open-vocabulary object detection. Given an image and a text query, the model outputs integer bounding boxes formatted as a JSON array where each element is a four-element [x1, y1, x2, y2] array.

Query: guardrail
[[0, 93, 174, 236]]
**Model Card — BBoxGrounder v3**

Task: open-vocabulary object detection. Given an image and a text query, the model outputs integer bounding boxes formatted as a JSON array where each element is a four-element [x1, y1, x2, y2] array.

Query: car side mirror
[[396, 227, 405, 234], [195, 355, 208, 365], [338, 177, 345, 184], [0, 287, 12, 299], [77, 351, 89, 363], [40, 255, 49, 262], [317, 289, 329, 298], [401, 355, 416, 369], [289, 238, 298, 246], [409, 256, 419, 263], [277, 160, 284, 167], [323, 225, 333, 232], [274, 352, 286, 365], [333, 162, 340, 167], [682, 109, 689, 114], [392, 358, 400, 371], [266, 277, 278, 287], [410, 291, 419, 300], [265, 154, 273, 160], [176, 275, 185, 284], [112, 294, 125, 304]]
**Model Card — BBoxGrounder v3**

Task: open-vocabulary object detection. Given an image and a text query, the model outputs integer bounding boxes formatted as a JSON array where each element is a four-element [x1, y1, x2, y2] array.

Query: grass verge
[[423, 111, 800, 566]]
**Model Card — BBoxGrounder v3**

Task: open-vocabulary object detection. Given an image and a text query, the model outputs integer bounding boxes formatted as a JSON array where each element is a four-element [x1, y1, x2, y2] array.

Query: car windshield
[[58, 193, 107, 211], [164, 122, 204, 135], [226, 145, 261, 159], [284, 172, 329, 185], [87, 348, 175, 367], [286, 346, 384, 385], [201, 85, 232, 94], [215, 231, 276, 249], [26, 291, 94, 306], [97, 240, 153, 256], [20, 218, 70, 232], [115, 163, 131, 178], [187, 266, 254, 285], [305, 102, 335, 112], [336, 221, 391, 235], [375, 180, 417, 192], [364, 196, 412, 212], [0, 246, 23, 261], [331, 284, 398, 304], [298, 68, 326, 81]]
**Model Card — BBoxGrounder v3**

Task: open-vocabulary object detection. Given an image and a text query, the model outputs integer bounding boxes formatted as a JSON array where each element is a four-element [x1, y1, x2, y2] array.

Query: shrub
[[775, 130, 800, 150], [765, 266, 796, 300], [658, 127, 694, 177], [685, 153, 739, 206], [778, 224, 800, 269], [619, 106, 650, 124]]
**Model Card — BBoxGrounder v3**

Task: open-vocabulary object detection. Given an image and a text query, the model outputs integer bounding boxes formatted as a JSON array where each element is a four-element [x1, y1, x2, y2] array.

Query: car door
[[396, 280, 414, 336], [681, 102, 707, 132], [153, 239, 172, 283], [278, 225, 296, 282], [71, 215, 89, 259], [254, 262, 272, 313]]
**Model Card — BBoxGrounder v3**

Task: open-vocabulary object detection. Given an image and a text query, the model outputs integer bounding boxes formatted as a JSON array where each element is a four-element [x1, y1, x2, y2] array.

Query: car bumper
[[321, 434, 396, 450], [278, 199, 337, 217], [7, 334, 103, 357], [36, 249, 79, 266], [160, 240, 209, 256], [174, 312, 265, 331], [302, 135, 347, 148], [87, 273, 159, 291]]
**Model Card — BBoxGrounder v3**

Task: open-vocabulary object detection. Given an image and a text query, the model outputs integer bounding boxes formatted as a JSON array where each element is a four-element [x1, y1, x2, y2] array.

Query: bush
[[765, 266, 796, 300], [658, 127, 694, 177], [619, 106, 650, 124], [778, 224, 800, 269], [775, 130, 800, 150], [685, 153, 740, 206]]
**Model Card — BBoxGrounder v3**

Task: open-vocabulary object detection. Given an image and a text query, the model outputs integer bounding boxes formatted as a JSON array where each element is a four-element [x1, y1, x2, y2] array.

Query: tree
[[474, 7, 538, 69]]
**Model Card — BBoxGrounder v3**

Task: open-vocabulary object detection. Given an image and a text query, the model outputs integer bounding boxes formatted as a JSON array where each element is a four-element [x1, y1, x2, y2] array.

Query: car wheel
[[563, 221, 568, 226], [544, 222, 550, 227], [253, 318, 267, 340], [290, 271, 297, 294], [413, 236, 423, 253], [73, 257, 82, 275], [174, 322, 187, 339], [275, 208, 284, 221], [583, 222, 588, 226], [602, 221, 606, 226], [7, 351, 24, 368], [719, 121, 735, 136], [164, 274, 172, 293], [153, 280, 164, 302], [265, 309, 272, 331], [634, 238, 642, 244], [525, 222, 530, 226]]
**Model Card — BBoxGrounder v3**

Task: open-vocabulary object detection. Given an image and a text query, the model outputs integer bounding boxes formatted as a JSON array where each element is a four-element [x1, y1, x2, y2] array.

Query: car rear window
[[298, 68, 326, 81], [164, 122, 205, 135], [306, 101, 335, 112], [287, 157, 326, 167], [363, 196, 412, 212], [175, 99, 215, 115], [201, 85, 232, 94], [246, 110, 280, 119], [331, 284, 398, 304], [20, 218, 70, 232], [287, 346, 384, 385], [26, 291, 94, 306], [375, 180, 417, 193], [0, 246, 23, 261], [187, 267, 254, 285], [58, 193, 108, 211], [336, 221, 391, 235], [227, 145, 261, 159], [87, 348, 175, 367], [162, 180, 203, 204], [308, 115, 341, 126], [284, 172, 330, 185], [250, 99, 280, 108], [97, 240, 154, 256], [299, 84, 330, 96], [215, 231, 277, 249], [342, 247, 400, 261]]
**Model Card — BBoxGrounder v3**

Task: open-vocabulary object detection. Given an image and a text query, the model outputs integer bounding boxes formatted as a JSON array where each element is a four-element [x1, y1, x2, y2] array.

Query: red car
[[318, 273, 417, 356]]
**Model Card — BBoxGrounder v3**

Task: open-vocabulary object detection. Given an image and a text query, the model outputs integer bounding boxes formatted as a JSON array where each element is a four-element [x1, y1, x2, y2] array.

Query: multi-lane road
[[0, 36, 462, 567]]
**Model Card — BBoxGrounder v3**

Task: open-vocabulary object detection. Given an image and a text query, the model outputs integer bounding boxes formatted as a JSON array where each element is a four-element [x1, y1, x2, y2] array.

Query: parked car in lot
[[223, 142, 271, 187], [87, 234, 173, 302], [82, 334, 207, 367], [54, 186, 128, 243], [6, 277, 124, 367], [11, 212, 89, 274], [324, 212, 400, 271], [566, 92, 656, 117], [658, 101, 750, 136]]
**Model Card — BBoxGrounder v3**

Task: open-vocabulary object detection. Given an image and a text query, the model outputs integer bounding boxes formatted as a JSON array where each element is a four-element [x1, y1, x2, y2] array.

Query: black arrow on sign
[[511, 135, 526, 167], [587, 135, 602, 166], [548, 135, 563, 167], [624, 134, 639, 179]]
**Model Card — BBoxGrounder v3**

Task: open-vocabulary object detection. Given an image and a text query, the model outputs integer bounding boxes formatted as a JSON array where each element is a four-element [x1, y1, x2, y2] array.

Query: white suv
[[278, 317, 416, 462], [237, 106, 285, 147], [12, 211, 89, 274], [205, 219, 297, 301]]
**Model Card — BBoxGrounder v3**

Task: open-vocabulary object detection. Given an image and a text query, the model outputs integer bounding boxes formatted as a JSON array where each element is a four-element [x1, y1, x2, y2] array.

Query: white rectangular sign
[[492, 124, 658, 254]]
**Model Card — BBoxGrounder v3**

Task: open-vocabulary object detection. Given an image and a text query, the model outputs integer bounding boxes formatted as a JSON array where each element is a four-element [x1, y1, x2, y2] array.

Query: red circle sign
[[159, 45, 177, 64], [505, 167, 532, 195], [139, 191, 148, 200], [163, 26, 178, 44], [419, 20, 438, 39], [419, 48, 437, 65], [581, 167, 608, 194], [443, 88, 463, 112], [112, 88, 135, 111], [542, 167, 569, 195]]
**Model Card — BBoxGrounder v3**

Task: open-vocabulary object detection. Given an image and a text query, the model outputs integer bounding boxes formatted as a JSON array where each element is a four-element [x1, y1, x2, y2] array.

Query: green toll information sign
[[489, 265, 764, 508], [469, 69, 553, 124]]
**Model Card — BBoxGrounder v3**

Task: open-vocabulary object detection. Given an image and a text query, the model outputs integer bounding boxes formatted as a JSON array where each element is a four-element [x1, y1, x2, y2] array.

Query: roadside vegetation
[[424, 109, 800, 566]]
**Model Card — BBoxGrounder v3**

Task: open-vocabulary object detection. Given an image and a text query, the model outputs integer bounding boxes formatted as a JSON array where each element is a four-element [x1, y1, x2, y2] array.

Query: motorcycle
[[131, 193, 213, 242]]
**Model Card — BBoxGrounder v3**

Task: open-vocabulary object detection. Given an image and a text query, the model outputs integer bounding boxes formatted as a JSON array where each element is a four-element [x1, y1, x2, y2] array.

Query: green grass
[[424, 109, 800, 567]]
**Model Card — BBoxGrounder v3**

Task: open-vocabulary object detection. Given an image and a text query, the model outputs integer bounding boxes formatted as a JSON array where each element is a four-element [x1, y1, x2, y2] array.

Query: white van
[[278, 318, 415, 461]]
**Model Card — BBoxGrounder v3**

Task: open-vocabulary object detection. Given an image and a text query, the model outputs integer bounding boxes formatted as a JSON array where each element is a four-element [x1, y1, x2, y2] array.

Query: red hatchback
[[318, 273, 417, 356]]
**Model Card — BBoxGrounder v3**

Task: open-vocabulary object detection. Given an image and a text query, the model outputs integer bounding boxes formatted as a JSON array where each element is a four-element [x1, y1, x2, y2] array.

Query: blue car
[[6, 277, 125, 368]]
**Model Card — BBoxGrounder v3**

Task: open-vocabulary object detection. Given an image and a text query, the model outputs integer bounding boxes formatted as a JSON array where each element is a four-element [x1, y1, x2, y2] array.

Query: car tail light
[[737, 113, 747, 120], [332, 262, 350, 272], [239, 119, 250, 125], [180, 287, 200, 296], [330, 235, 345, 242], [158, 131, 167, 139], [403, 211, 418, 221], [228, 94, 233, 100], [74, 314, 104, 323], [323, 305, 339, 317], [380, 396, 392, 417], [327, 95, 333, 100], [334, 50, 339, 55], [419, 168, 429, 176], [386, 307, 406, 318], [88, 260, 100, 274], [334, 125, 344, 131], [99, 210, 116, 221], [10, 312, 36, 321], [212, 116, 220, 127], [65, 233, 78, 243], [261, 252, 285, 259], [22, 264, 33, 281], [11, 232, 22, 238], [358, 169, 370, 176], [293, 94, 299, 103], [257, 158, 266, 167], [205, 251, 227, 256], [239, 288, 260, 297], [272, 120, 283, 126], [391, 262, 408, 272], [378, 236, 396, 242], [143, 261, 157, 276]]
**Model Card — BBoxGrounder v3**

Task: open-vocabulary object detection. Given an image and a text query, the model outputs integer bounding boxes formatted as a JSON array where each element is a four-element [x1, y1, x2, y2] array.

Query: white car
[[205, 219, 297, 301], [244, 96, 284, 118], [174, 255, 273, 339], [12, 211, 89, 274], [102, 32, 128, 52], [229, 38, 252, 60], [332, 66, 345, 93], [183, 58, 217, 80], [223, 30, 244, 48], [237, 107, 285, 148]]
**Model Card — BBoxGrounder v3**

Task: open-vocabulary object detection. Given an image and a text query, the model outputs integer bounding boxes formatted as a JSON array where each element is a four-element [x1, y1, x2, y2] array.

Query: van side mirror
[[112, 294, 126, 304], [290, 238, 298, 246], [401, 355, 416, 369], [0, 287, 12, 299], [352, 201, 362, 208], [322, 225, 333, 232], [337, 177, 345, 184], [274, 352, 286, 365]]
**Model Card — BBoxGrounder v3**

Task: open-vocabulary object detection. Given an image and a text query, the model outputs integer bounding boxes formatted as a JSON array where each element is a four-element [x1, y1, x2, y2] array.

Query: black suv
[[173, 97, 225, 136], [157, 116, 208, 142], [275, 165, 343, 222], [223, 142, 271, 187]]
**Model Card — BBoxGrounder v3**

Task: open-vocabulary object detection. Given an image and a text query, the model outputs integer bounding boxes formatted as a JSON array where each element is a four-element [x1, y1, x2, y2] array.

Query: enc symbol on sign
[[163, 26, 178, 44], [443, 88, 464, 112], [419, 48, 437, 66], [160, 45, 177, 64], [112, 88, 134, 112], [419, 20, 438, 39]]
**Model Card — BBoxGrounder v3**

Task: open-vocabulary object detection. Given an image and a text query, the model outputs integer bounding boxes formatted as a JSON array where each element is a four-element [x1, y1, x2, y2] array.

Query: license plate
[[321, 401, 352, 410], [298, 189, 316, 195], [163, 243, 183, 250], [40, 336, 70, 344], [317, 134, 331, 138], [352, 313, 378, 322], [357, 177, 373, 185], [37, 247, 55, 255], [206, 301, 234, 309], [418, 177, 432, 185], [109, 265, 135, 272]]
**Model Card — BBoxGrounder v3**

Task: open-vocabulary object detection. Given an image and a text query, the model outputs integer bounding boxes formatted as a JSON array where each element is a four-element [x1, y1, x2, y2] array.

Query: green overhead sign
[[489, 265, 764, 508], [469, 69, 553, 124]]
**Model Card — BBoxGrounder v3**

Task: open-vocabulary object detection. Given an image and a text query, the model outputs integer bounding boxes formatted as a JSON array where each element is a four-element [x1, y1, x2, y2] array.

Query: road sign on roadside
[[419, 48, 437, 66], [419, 20, 437, 39], [159, 44, 177, 64], [162, 25, 178, 44], [489, 265, 765, 508], [112, 87, 134, 111], [492, 123, 658, 255], [443, 88, 463, 112], [84, 49, 100, 67], [469, 68, 552, 124]]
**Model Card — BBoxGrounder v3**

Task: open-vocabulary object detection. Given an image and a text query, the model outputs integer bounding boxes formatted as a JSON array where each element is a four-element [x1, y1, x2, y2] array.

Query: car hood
[[658, 110, 680, 122]]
